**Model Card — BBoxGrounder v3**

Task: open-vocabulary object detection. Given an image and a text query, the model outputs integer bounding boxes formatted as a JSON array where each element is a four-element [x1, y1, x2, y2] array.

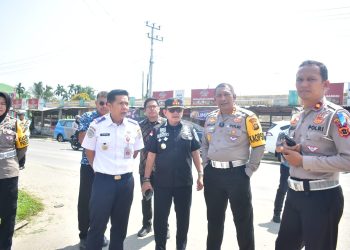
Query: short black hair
[[214, 83, 236, 99], [107, 89, 129, 103], [143, 97, 159, 108], [299, 60, 328, 81]]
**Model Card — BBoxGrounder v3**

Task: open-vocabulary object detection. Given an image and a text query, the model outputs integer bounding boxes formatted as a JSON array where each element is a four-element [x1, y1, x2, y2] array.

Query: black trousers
[[204, 164, 254, 250], [275, 186, 344, 250], [78, 164, 95, 240], [0, 177, 18, 250], [154, 185, 192, 250], [86, 173, 134, 250], [273, 164, 289, 216], [139, 175, 153, 228]]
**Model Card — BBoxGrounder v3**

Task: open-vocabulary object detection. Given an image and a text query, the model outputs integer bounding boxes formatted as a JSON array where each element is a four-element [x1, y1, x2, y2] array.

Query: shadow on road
[[125, 233, 154, 250], [56, 243, 79, 250]]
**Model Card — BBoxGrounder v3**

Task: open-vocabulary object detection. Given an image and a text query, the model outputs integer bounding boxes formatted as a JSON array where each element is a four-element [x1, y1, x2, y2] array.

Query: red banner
[[326, 83, 344, 105], [191, 89, 215, 106], [152, 91, 174, 106], [12, 99, 22, 109], [28, 99, 39, 109]]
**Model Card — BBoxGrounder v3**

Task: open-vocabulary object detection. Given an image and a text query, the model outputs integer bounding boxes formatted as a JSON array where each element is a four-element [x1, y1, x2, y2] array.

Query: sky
[[1, 0, 350, 98]]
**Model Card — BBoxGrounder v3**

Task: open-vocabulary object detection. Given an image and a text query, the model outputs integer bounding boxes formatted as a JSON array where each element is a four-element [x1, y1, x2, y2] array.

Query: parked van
[[54, 119, 75, 142]]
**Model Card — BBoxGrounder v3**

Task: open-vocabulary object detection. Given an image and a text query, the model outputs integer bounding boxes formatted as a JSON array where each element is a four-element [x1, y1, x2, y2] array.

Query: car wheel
[[57, 134, 64, 142]]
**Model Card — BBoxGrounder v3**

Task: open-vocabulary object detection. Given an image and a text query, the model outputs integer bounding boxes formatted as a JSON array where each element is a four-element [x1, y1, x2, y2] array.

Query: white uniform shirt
[[82, 114, 144, 175]]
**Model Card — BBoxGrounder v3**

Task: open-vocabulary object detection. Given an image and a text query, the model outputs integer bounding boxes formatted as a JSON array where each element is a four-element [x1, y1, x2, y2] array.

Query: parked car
[[265, 120, 290, 154], [54, 119, 76, 142]]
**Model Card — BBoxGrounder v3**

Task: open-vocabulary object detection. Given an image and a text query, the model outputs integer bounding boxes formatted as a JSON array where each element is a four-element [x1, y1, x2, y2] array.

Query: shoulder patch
[[95, 116, 106, 124]]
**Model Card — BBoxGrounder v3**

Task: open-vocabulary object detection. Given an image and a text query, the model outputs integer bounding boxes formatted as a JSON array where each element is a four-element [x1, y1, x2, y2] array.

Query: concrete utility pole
[[146, 21, 163, 98]]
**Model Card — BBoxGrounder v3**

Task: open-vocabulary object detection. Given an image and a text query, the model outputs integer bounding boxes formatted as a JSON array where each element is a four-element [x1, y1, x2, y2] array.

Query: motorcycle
[[70, 133, 82, 151]]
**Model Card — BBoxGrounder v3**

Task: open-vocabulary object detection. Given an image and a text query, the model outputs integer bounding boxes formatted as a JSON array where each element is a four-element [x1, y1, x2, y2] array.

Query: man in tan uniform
[[201, 83, 265, 250], [275, 60, 350, 250]]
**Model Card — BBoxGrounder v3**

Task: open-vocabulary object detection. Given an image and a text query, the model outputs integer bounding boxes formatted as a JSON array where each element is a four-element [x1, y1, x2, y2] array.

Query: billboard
[[28, 99, 39, 109], [12, 99, 22, 109], [326, 83, 344, 105], [191, 89, 215, 106], [152, 91, 174, 106]]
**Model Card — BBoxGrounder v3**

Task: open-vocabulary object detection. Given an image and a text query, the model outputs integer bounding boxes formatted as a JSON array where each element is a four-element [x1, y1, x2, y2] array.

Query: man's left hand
[[197, 176, 204, 191]]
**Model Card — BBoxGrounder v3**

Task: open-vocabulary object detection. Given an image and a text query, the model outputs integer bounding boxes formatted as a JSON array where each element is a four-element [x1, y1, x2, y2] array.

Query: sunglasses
[[98, 101, 107, 106], [167, 107, 183, 113]]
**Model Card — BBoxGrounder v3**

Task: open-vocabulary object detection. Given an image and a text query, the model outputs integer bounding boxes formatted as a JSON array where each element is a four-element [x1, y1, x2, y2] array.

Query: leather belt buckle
[[114, 175, 122, 180]]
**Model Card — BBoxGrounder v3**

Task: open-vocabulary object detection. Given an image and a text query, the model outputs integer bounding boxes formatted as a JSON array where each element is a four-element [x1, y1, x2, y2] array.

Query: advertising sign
[[288, 90, 299, 106], [191, 89, 215, 106], [326, 83, 344, 105], [12, 99, 22, 109], [174, 90, 185, 103], [347, 82, 350, 106], [28, 99, 39, 109], [153, 91, 174, 106]]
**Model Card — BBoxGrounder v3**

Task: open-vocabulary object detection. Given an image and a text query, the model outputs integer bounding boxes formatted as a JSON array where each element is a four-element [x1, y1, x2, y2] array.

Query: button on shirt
[[79, 111, 101, 165], [82, 114, 144, 175]]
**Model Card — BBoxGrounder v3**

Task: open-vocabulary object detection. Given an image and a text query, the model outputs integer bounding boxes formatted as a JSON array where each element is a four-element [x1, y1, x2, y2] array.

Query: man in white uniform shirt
[[82, 89, 144, 250]]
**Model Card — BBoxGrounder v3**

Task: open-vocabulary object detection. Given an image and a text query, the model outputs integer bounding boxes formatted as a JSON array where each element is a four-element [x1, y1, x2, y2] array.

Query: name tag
[[100, 133, 110, 136]]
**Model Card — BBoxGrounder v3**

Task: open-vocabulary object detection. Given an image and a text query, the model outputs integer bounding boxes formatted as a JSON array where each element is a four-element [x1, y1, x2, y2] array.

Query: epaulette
[[238, 107, 255, 117], [326, 102, 343, 112], [127, 118, 138, 125], [139, 118, 147, 125], [207, 109, 219, 117], [95, 116, 106, 124]]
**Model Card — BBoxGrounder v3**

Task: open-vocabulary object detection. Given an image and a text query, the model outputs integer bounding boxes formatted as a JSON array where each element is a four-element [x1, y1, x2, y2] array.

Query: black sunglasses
[[167, 107, 183, 113], [99, 101, 107, 106]]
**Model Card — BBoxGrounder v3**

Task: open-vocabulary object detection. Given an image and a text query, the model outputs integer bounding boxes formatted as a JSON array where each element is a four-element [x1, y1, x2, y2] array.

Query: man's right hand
[[141, 182, 153, 194]]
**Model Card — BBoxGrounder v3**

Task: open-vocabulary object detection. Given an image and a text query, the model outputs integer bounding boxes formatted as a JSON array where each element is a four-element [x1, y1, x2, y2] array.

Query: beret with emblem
[[165, 98, 184, 108]]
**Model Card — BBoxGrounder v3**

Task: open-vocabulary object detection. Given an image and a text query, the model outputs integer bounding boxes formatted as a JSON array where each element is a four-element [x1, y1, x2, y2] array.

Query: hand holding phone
[[284, 135, 296, 147]]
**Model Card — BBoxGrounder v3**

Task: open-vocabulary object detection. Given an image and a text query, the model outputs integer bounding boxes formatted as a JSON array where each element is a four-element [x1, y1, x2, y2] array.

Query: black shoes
[[137, 226, 152, 237], [79, 236, 108, 249], [272, 214, 281, 223]]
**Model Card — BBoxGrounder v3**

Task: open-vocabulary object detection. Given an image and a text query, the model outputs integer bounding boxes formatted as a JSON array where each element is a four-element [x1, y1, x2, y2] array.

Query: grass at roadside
[[16, 190, 44, 222]]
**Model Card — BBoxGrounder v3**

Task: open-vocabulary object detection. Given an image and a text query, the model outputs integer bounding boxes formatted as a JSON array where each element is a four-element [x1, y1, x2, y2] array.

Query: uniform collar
[[105, 114, 127, 127], [303, 97, 327, 112], [219, 105, 237, 115]]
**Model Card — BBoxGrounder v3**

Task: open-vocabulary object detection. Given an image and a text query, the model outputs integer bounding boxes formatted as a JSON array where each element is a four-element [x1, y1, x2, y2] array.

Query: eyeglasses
[[146, 105, 158, 109], [98, 101, 107, 106], [167, 107, 183, 113]]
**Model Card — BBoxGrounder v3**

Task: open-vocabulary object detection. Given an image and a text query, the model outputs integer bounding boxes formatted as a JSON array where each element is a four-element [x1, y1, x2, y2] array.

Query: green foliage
[[16, 190, 44, 222], [16, 83, 25, 99]]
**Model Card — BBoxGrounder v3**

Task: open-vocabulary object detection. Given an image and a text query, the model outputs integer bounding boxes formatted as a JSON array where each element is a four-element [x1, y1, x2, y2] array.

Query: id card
[[124, 146, 132, 159]]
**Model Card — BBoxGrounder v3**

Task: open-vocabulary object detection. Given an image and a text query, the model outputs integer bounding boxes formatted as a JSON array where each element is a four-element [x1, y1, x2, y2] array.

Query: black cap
[[164, 98, 184, 108]]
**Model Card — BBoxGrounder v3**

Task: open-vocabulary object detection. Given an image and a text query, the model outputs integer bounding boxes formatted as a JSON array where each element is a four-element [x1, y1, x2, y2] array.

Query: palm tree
[[82, 86, 95, 99], [68, 84, 75, 98], [16, 83, 26, 99], [54, 84, 67, 100], [31, 82, 44, 99], [43, 85, 54, 101], [74, 84, 82, 94]]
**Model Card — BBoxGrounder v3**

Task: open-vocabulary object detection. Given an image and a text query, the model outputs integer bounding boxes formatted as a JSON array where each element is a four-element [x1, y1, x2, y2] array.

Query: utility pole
[[146, 21, 163, 98]]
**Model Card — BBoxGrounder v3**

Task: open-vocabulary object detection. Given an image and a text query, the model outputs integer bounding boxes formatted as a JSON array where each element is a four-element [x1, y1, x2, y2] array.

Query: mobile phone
[[284, 135, 296, 147], [143, 189, 153, 201]]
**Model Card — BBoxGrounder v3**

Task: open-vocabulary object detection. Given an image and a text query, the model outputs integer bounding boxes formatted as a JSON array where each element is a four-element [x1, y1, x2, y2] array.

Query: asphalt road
[[13, 139, 350, 250]]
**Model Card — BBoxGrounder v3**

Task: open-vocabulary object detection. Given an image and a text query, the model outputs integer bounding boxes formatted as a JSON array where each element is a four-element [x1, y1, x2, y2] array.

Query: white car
[[265, 120, 290, 154]]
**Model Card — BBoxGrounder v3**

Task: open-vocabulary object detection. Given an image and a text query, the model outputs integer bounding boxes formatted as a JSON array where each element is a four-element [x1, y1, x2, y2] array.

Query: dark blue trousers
[[154, 185, 192, 250], [273, 163, 289, 216], [86, 172, 134, 250], [0, 177, 18, 250], [276, 186, 344, 250]]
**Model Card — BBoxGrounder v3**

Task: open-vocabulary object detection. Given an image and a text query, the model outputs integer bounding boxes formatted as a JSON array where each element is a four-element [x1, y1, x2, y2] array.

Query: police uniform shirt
[[289, 98, 350, 180], [78, 111, 101, 165], [82, 114, 144, 175], [201, 106, 265, 176], [138, 117, 166, 175], [145, 120, 201, 187]]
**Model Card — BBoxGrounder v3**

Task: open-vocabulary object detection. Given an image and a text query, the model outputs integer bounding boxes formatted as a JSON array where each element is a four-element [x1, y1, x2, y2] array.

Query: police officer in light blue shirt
[[82, 89, 144, 250]]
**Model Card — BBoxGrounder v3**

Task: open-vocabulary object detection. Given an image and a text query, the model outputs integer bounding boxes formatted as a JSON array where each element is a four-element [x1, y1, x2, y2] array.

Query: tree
[[16, 83, 25, 99], [54, 84, 68, 100], [42, 85, 54, 101], [71, 93, 91, 101], [81, 86, 95, 100], [31, 82, 44, 99], [67, 84, 75, 98], [73, 84, 82, 95]]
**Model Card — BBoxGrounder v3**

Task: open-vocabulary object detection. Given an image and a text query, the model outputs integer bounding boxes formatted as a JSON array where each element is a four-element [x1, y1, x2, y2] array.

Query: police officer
[[77, 91, 109, 249], [201, 83, 265, 250], [17, 110, 30, 170], [0, 92, 28, 250], [82, 89, 144, 250], [137, 97, 166, 238], [142, 98, 203, 250], [275, 60, 350, 250]]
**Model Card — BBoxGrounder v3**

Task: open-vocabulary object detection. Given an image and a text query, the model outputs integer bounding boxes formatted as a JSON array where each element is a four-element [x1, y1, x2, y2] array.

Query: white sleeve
[[82, 123, 97, 151], [133, 125, 144, 151]]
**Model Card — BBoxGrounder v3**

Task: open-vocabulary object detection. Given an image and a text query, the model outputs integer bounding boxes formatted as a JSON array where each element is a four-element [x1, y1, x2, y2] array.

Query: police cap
[[164, 98, 184, 109]]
